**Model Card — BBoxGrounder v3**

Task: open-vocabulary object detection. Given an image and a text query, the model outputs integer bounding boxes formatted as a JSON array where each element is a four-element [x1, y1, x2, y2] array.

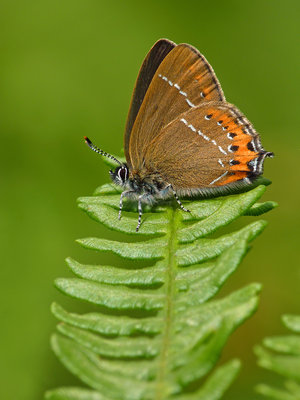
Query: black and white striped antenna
[[84, 137, 122, 166]]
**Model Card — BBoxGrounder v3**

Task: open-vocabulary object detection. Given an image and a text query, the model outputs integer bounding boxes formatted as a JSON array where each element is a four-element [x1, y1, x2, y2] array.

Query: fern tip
[[50, 302, 57, 313], [229, 358, 241, 370]]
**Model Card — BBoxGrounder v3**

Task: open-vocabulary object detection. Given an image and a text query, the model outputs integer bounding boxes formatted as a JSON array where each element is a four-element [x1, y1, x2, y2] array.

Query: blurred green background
[[1, 0, 299, 398]]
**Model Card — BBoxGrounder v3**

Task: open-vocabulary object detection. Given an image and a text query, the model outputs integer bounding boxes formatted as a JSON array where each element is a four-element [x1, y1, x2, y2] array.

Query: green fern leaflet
[[46, 174, 276, 400], [255, 315, 300, 400]]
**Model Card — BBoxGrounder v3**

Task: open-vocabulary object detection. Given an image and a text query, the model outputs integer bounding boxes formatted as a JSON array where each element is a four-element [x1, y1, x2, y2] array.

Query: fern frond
[[47, 181, 275, 400], [255, 315, 300, 400]]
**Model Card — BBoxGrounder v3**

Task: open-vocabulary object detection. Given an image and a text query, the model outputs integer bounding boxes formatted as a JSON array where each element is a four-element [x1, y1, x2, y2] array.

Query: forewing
[[129, 43, 226, 169], [144, 101, 271, 193], [124, 39, 176, 166]]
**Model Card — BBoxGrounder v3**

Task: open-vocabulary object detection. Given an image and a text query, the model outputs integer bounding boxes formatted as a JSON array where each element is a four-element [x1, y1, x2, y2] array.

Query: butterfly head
[[109, 164, 129, 186]]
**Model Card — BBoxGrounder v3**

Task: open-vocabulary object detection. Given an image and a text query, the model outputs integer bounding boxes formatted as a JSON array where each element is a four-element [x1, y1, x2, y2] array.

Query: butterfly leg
[[136, 195, 144, 232], [118, 190, 134, 220], [169, 185, 190, 213]]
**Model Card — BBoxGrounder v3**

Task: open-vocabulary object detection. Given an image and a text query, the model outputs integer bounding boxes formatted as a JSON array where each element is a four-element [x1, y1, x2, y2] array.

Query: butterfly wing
[[144, 101, 273, 195], [124, 38, 176, 167], [128, 43, 226, 169]]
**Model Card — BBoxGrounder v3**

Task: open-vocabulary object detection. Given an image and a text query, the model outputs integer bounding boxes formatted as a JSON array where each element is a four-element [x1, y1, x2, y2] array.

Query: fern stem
[[155, 206, 180, 399]]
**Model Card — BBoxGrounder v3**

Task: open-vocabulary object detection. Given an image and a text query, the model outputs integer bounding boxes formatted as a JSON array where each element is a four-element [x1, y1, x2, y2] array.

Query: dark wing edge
[[181, 43, 226, 102], [124, 38, 176, 166], [175, 175, 270, 199]]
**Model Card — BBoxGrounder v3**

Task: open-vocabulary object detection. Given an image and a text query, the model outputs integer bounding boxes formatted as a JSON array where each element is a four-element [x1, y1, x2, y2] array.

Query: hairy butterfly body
[[85, 39, 273, 231]]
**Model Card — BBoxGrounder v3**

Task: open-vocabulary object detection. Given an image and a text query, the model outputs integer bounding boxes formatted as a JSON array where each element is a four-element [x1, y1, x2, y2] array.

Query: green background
[[1, 0, 299, 398]]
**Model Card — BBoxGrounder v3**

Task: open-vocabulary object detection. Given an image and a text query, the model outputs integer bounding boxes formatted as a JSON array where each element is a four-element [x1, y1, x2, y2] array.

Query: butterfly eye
[[118, 167, 128, 182]]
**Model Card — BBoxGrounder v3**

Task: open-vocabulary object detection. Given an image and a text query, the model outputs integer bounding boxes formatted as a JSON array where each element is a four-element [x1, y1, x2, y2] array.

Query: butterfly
[[85, 39, 273, 231]]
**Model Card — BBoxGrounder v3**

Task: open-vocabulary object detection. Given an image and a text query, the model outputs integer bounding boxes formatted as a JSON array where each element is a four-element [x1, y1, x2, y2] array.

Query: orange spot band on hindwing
[[220, 171, 248, 185]]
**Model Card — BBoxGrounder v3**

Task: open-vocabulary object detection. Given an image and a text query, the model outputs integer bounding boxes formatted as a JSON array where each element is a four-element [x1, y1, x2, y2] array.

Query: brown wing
[[144, 102, 272, 194], [124, 39, 176, 167], [129, 43, 226, 170]]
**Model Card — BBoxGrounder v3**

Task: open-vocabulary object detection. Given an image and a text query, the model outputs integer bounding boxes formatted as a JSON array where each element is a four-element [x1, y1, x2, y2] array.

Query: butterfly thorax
[[129, 167, 168, 196]]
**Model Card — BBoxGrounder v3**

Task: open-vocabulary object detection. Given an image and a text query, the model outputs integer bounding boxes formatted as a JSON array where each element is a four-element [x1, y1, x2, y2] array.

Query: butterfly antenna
[[84, 137, 122, 165]]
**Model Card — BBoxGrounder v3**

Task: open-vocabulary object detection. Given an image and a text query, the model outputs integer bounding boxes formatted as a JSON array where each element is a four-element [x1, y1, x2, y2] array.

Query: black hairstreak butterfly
[[85, 39, 273, 231]]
